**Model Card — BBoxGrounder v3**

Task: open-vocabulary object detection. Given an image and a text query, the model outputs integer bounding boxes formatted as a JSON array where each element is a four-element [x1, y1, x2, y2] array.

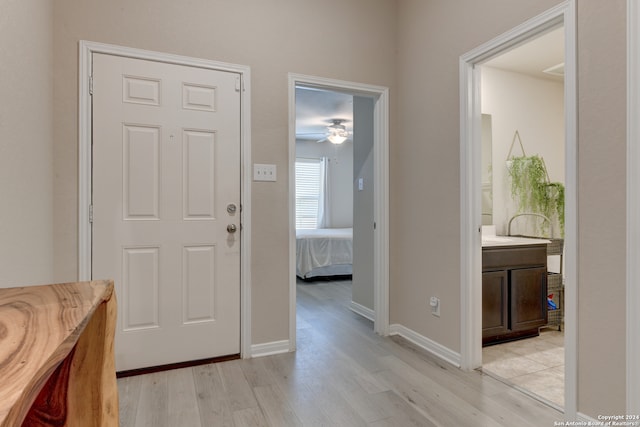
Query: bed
[[296, 228, 353, 279]]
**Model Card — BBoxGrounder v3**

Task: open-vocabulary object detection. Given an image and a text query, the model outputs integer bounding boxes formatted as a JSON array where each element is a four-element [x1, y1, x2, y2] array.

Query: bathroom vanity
[[482, 236, 550, 346]]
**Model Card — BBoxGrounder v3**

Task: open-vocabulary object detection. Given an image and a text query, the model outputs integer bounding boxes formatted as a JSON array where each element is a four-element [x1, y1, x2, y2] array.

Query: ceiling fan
[[323, 119, 350, 144], [296, 119, 351, 144]]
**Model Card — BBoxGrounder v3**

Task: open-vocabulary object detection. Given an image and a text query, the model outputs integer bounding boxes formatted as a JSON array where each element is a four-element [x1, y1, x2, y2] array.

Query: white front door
[[91, 53, 241, 371]]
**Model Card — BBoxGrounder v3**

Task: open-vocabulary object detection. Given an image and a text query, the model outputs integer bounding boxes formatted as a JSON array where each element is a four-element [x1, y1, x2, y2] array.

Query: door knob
[[227, 224, 237, 233]]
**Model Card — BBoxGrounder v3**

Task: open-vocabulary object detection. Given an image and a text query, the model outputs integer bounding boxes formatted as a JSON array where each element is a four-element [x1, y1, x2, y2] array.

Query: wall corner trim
[[389, 324, 461, 368], [349, 301, 375, 321], [627, 0, 640, 415], [251, 340, 291, 358]]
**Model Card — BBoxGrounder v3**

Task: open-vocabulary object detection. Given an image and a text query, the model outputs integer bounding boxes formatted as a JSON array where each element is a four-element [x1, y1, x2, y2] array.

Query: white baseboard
[[349, 301, 375, 321], [251, 340, 290, 358], [389, 323, 461, 368]]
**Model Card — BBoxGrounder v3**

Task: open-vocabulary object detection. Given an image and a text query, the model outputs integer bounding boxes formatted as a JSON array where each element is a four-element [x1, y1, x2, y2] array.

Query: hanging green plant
[[544, 182, 565, 237], [507, 155, 565, 237]]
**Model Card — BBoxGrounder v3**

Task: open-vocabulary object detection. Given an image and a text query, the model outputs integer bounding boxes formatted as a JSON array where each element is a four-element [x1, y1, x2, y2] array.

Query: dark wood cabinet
[[482, 270, 508, 337], [482, 244, 548, 346], [511, 267, 547, 332]]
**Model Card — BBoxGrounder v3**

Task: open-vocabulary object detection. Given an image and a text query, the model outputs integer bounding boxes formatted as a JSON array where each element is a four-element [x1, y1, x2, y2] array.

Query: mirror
[[481, 114, 493, 225]]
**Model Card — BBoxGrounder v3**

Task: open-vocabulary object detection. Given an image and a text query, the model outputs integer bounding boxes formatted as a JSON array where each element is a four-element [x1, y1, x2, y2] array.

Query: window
[[295, 158, 325, 229]]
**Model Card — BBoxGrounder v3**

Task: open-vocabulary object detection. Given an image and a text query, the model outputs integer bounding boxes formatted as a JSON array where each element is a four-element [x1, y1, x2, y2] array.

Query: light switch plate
[[253, 164, 277, 182]]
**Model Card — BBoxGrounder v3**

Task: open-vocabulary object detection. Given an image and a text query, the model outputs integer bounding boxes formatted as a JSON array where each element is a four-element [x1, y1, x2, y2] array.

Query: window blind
[[295, 158, 322, 229]]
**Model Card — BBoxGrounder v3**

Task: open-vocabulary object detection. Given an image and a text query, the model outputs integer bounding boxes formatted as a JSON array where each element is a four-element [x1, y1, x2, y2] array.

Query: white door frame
[[287, 73, 390, 350], [459, 1, 577, 416], [78, 41, 253, 359], [627, 0, 640, 415]]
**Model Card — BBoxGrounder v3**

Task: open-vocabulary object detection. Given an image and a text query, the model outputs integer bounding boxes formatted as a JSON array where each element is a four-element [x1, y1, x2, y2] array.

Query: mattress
[[296, 228, 353, 279]]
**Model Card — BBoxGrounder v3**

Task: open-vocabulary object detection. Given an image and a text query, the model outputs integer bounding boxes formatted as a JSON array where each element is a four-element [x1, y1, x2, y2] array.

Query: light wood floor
[[117, 279, 564, 426]]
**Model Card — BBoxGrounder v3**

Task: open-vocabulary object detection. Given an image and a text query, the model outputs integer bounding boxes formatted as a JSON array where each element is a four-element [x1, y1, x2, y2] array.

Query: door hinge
[[235, 76, 241, 92], [89, 76, 94, 96], [374, 221, 377, 230], [89, 204, 94, 223]]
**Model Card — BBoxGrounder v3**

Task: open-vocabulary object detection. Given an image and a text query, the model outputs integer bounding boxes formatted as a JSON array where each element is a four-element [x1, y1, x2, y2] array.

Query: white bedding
[[296, 228, 353, 279]]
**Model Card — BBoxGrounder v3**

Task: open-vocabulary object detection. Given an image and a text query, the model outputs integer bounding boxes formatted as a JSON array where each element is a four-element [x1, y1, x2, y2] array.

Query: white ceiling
[[295, 86, 353, 141], [483, 27, 565, 81], [294, 27, 564, 140]]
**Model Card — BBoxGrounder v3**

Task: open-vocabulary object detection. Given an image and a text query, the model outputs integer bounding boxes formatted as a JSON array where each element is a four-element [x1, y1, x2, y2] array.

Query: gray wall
[[0, 0, 630, 415], [352, 96, 375, 311], [0, 0, 54, 287], [395, 0, 627, 416], [481, 66, 565, 237], [576, 0, 627, 414], [51, 0, 398, 345]]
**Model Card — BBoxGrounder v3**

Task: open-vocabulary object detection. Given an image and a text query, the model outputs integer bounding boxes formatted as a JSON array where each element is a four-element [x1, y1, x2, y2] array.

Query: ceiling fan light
[[328, 134, 347, 144]]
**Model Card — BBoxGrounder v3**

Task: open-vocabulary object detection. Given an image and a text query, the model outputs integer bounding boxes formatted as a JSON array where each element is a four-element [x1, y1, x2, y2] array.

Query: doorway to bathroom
[[459, 1, 577, 416], [479, 25, 566, 407]]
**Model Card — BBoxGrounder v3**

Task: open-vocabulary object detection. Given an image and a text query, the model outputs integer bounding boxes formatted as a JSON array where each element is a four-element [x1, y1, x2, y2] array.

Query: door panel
[[122, 246, 160, 330], [182, 245, 216, 324], [123, 124, 160, 219], [183, 129, 216, 219], [92, 53, 241, 371], [482, 270, 509, 338], [510, 267, 548, 332]]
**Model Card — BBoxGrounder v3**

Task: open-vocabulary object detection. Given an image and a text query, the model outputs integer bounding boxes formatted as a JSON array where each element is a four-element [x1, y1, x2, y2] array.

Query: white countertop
[[482, 235, 551, 248]]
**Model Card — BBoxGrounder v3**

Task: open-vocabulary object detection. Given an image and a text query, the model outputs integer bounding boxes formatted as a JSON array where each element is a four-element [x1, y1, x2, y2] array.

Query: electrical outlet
[[430, 296, 440, 317]]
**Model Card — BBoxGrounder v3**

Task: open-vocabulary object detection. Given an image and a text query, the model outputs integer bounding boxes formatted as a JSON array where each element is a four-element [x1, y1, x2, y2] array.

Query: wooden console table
[[0, 280, 119, 426]]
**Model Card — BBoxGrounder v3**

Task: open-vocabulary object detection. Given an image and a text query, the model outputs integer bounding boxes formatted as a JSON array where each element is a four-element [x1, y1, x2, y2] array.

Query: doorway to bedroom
[[294, 85, 373, 317], [288, 74, 390, 350]]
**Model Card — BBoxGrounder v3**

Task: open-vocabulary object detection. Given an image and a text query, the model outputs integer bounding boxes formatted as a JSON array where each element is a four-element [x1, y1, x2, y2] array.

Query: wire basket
[[546, 274, 564, 329], [547, 304, 563, 327], [546, 238, 564, 256]]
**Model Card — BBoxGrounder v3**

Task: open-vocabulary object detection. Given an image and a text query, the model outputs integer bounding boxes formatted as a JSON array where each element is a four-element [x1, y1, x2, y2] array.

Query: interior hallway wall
[[395, 0, 627, 416], [576, 0, 627, 415], [394, 0, 563, 358], [352, 96, 375, 312], [52, 0, 397, 346], [0, 0, 54, 287], [10, 0, 626, 415]]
